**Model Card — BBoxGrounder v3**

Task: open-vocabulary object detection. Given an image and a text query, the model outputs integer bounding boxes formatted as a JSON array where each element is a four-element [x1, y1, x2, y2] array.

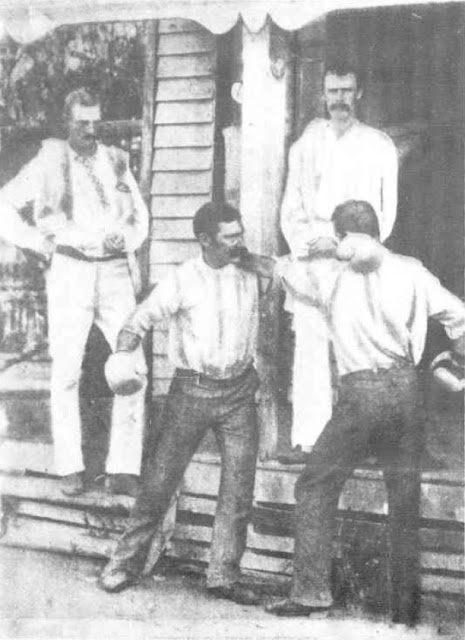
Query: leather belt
[[175, 365, 253, 387], [341, 361, 414, 382], [56, 245, 127, 262]]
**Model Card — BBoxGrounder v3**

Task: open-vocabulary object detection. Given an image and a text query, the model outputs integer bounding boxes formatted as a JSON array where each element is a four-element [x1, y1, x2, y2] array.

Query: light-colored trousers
[[291, 299, 333, 449], [46, 253, 146, 476]]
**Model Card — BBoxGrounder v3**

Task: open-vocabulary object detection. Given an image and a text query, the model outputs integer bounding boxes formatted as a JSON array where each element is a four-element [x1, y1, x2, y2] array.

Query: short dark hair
[[63, 88, 100, 122], [332, 200, 380, 238], [323, 63, 364, 90], [193, 202, 242, 238]]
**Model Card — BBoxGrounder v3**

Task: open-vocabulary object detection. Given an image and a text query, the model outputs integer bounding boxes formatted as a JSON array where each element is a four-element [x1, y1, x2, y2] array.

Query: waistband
[[175, 364, 254, 387], [55, 245, 127, 262], [340, 361, 415, 383]]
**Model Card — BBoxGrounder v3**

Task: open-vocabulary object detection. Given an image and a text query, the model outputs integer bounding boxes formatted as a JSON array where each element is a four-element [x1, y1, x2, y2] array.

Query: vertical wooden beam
[[138, 19, 159, 294], [240, 21, 294, 459]]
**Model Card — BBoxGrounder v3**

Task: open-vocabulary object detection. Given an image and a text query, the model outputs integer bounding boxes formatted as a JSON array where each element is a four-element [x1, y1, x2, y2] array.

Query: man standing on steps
[[280, 63, 398, 463], [267, 200, 465, 625], [0, 88, 149, 497], [98, 202, 265, 606]]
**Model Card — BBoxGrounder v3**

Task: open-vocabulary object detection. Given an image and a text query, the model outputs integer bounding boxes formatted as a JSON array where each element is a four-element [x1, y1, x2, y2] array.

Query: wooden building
[[0, 0, 463, 625]]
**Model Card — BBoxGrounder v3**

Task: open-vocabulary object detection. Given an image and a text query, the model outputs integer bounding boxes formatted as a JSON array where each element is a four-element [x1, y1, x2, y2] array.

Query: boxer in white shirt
[[267, 200, 464, 625], [280, 63, 398, 462], [98, 203, 262, 606], [0, 88, 149, 495]]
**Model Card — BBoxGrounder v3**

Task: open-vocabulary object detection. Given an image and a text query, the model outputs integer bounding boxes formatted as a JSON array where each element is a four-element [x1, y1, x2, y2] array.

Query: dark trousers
[[291, 366, 423, 624], [108, 366, 259, 588]]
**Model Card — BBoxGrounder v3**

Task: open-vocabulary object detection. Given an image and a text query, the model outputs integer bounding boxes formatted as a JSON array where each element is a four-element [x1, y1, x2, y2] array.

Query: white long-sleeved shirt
[[277, 250, 465, 376], [0, 141, 148, 257], [124, 256, 259, 379], [281, 119, 398, 253]]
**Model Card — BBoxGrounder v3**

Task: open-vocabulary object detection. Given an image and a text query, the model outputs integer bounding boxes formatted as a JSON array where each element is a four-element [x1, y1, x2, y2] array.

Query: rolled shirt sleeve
[[422, 268, 465, 340]]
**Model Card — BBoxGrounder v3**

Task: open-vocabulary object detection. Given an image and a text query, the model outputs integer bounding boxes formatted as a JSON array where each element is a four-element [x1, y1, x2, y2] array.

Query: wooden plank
[[0, 473, 134, 511], [158, 33, 215, 56], [151, 195, 208, 218], [139, 19, 159, 296], [152, 218, 194, 240], [152, 147, 213, 172], [157, 53, 216, 79], [168, 539, 293, 576], [173, 522, 295, 556], [240, 24, 294, 460], [420, 528, 464, 554], [155, 101, 214, 125], [150, 240, 200, 265], [139, 20, 159, 204], [0, 516, 116, 558], [154, 124, 214, 148], [151, 171, 212, 196], [420, 551, 465, 573], [178, 494, 216, 516], [0, 441, 55, 475], [421, 574, 465, 595], [14, 499, 127, 532], [158, 19, 204, 34], [156, 78, 215, 102], [422, 483, 465, 523]]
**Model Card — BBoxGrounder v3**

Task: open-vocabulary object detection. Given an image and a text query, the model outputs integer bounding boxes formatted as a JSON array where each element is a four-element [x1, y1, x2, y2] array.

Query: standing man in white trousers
[[0, 88, 149, 495], [280, 63, 398, 462]]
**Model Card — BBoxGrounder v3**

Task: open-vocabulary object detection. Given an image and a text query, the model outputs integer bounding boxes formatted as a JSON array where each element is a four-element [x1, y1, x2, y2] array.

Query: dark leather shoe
[[105, 474, 140, 497], [208, 584, 261, 606], [98, 565, 135, 593], [61, 472, 85, 496], [265, 598, 330, 617], [277, 447, 311, 465]]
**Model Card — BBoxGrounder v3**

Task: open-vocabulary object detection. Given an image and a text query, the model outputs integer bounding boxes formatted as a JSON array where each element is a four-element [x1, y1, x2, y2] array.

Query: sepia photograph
[[0, 1, 463, 638]]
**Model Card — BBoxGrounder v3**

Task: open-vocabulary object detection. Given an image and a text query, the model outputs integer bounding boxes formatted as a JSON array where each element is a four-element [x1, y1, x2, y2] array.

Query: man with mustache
[[279, 63, 398, 463], [0, 88, 149, 496], [98, 202, 262, 606]]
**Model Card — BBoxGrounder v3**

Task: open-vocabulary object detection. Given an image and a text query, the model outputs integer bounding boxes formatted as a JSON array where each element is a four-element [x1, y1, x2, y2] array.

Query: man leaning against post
[[280, 63, 398, 463], [98, 202, 266, 606], [0, 88, 149, 497]]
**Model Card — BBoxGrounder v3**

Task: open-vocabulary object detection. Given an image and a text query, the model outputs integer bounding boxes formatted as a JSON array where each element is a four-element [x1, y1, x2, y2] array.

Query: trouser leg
[[46, 255, 96, 475], [291, 384, 374, 606], [382, 374, 422, 626], [291, 302, 333, 449], [107, 378, 210, 576], [93, 259, 146, 475], [207, 376, 259, 588]]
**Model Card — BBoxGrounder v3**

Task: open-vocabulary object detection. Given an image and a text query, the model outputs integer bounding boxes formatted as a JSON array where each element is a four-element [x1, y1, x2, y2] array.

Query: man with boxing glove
[[99, 202, 264, 606], [266, 200, 464, 626]]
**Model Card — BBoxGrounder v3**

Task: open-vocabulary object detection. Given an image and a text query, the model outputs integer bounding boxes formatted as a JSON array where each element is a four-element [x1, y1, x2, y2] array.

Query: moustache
[[229, 246, 249, 259]]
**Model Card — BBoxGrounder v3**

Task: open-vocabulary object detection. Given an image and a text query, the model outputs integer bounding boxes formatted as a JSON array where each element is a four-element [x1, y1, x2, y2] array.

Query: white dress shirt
[[124, 256, 260, 379], [277, 249, 465, 376], [0, 142, 148, 257], [281, 119, 398, 252]]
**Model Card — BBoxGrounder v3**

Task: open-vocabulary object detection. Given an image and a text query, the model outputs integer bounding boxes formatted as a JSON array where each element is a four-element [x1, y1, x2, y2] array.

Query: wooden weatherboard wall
[[149, 19, 217, 396]]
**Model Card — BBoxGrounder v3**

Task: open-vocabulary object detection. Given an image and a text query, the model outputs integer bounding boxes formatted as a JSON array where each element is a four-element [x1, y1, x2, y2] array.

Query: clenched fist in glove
[[105, 351, 147, 396]]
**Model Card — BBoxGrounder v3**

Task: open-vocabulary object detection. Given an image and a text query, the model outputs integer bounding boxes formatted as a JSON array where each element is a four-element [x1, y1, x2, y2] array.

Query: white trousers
[[291, 300, 333, 449], [46, 253, 146, 476]]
